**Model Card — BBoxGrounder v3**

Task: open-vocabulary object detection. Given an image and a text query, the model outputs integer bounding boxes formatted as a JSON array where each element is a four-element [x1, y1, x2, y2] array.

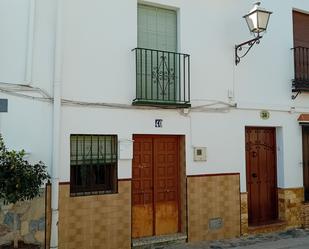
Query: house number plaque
[[260, 110, 270, 120], [155, 119, 163, 128]]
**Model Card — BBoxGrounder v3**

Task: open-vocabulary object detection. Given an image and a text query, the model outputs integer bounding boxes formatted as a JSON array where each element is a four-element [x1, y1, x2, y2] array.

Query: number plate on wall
[[155, 119, 163, 128], [260, 110, 270, 120]]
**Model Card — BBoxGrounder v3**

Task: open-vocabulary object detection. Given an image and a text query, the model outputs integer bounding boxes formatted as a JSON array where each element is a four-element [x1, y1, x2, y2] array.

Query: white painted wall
[[1, 0, 309, 192], [0, 94, 53, 168], [0, 0, 56, 173], [0, 0, 30, 84]]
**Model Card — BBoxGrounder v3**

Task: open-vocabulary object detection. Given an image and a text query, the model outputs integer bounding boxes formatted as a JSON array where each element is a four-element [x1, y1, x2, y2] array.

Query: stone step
[[132, 233, 187, 249], [248, 220, 287, 235]]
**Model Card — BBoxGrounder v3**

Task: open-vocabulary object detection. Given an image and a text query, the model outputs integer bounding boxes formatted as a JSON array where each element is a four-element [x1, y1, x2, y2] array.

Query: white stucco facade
[[1, 0, 309, 194]]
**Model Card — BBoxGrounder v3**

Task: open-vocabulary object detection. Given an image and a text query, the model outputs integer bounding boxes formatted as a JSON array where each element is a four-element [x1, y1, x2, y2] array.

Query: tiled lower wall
[[56, 178, 306, 247], [187, 174, 240, 241], [303, 203, 309, 228], [240, 193, 248, 235], [58, 180, 131, 249], [278, 188, 304, 229]]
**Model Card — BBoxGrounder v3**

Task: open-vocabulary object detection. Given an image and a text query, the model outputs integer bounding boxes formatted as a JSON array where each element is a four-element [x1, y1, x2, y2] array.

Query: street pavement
[[163, 229, 309, 249]]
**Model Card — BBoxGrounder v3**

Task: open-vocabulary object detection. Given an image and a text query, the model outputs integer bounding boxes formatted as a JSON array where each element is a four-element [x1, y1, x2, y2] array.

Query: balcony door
[[138, 4, 177, 52], [293, 11, 309, 48], [137, 4, 178, 103], [293, 11, 309, 86]]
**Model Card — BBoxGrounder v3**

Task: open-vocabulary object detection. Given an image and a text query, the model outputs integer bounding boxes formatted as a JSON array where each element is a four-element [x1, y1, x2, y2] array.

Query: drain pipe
[[25, 0, 35, 85], [50, 0, 63, 248]]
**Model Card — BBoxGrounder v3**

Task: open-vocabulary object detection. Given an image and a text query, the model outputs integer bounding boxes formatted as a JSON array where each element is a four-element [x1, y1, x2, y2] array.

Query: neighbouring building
[[1, 1, 309, 249]]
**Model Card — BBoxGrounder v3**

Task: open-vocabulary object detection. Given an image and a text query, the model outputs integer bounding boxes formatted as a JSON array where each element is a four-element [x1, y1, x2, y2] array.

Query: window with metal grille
[[70, 135, 118, 196]]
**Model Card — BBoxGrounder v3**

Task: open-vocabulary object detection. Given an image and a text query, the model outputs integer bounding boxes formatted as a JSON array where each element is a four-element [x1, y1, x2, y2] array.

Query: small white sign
[[193, 147, 207, 161], [119, 140, 133, 160]]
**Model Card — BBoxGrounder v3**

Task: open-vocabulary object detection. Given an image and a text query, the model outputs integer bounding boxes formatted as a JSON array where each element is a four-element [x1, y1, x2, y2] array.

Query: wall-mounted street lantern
[[235, 2, 272, 65]]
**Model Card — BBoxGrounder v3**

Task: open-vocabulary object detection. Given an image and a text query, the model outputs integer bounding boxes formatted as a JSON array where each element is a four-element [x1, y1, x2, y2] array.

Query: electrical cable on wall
[[2, 82, 306, 114], [0, 82, 235, 112]]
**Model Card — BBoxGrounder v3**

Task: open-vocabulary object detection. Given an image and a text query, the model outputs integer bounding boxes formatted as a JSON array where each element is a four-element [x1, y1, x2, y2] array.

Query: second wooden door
[[245, 127, 278, 225], [302, 126, 309, 201], [132, 135, 180, 238]]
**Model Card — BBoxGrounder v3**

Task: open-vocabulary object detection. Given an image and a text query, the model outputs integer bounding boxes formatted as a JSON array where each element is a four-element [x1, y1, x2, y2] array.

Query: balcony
[[292, 46, 309, 94], [132, 48, 191, 108]]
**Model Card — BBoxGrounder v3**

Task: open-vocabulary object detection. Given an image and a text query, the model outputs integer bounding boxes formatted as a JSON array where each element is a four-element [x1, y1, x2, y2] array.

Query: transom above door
[[132, 135, 180, 238]]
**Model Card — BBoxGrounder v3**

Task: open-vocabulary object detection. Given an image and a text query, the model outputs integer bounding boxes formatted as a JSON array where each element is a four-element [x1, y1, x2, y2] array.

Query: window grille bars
[[70, 135, 117, 196]]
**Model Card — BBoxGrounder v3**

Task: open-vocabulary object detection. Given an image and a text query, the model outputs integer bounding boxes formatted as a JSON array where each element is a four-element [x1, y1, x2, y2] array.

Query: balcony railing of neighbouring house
[[132, 48, 191, 108], [292, 46, 309, 93]]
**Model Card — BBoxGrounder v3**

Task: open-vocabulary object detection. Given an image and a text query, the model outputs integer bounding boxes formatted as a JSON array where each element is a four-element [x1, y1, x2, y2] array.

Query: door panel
[[155, 202, 178, 235], [132, 135, 180, 238], [132, 136, 154, 238], [246, 127, 277, 225], [154, 137, 179, 235]]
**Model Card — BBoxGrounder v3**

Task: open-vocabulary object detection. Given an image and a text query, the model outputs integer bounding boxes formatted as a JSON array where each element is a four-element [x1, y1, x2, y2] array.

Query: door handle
[[252, 173, 257, 178]]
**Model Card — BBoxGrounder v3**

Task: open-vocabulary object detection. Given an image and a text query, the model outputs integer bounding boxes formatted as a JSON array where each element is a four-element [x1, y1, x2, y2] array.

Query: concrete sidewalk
[[163, 229, 309, 249]]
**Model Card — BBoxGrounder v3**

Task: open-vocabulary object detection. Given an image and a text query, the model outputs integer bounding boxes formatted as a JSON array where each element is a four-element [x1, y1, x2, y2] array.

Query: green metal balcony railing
[[132, 48, 191, 107]]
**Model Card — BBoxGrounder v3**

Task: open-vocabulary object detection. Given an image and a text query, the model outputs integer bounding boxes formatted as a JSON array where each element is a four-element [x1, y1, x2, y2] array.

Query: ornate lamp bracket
[[235, 36, 262, 65]]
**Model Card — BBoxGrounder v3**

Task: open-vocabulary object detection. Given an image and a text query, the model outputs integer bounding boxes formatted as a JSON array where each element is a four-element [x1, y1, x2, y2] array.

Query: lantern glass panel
[[245, 12, 258, 33], [257, 11, 270, 31]]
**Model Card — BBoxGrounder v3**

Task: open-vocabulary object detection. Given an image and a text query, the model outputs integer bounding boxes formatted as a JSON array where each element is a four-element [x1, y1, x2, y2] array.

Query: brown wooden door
[[245, 127, 278, 225], [302, 126, 309, 201], [132, 135, 180, 238]]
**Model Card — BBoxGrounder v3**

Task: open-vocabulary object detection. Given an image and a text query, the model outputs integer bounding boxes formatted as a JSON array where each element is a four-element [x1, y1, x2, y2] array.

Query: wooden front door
[[132, 135, 180, 238], [245, 127, 278, 225]]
